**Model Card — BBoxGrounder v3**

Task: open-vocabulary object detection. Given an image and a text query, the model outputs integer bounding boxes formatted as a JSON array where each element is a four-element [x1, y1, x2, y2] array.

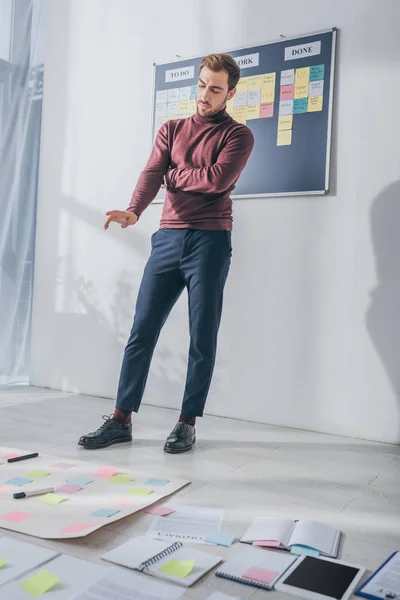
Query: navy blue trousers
[[116, 228, 232, 416]]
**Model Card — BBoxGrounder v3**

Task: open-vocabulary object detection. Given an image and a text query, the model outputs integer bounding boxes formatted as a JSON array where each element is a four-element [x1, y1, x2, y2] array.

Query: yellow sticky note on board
[[278, 115, 293, 131], [236, 77, 249, 92], [233, 106, 247, 124], [179, 101, 191, 115], [261, 72, 276, 87], [189, 99, 197, 114], [226, 98, 234, 116], [261, 85, 274, 104], [159, 559, 195, 579], [0, 558, 7, 568], [308, 95, 323, 112], [277, 130, 292, 146], [247, 104, 260, 120], [295, 67, 310, 85], [19, 569, 60, 597], [38, 493, 67, 505], [247, 75, 262, 90], [294, 84, 308, 99]]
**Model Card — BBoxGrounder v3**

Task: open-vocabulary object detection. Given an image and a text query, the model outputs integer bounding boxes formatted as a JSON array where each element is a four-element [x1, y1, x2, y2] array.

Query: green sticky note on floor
[[19, 569, 59, 597], [0, 558, 6, 568], [126, 487, 153, 496], [108, 475, 133, 484], [24, 470, 51, 479], [159, 558, 195, 579], [38, 493, 68, 505]]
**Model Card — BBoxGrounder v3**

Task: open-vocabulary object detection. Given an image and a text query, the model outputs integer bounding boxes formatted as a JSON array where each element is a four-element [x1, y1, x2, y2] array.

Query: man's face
[[197, 66, 236, 117]]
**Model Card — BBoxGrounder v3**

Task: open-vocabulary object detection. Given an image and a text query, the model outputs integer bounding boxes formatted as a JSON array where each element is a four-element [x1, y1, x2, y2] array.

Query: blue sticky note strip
[[67, 477, 92, 487], [90, 508, 120, 518], [291, 544, 320, 557], [293, 98, 308, 114], [145, 478, 169, 487], [6, 477, 33, 486], [205, 531, 236, 547]]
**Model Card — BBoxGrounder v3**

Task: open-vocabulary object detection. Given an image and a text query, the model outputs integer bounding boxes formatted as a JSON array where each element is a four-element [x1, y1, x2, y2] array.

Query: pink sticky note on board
[[145, 505, 176, 517], [260, 103, 274, 118], [253, 540, 282, 547], [94, 466, 118, 477], [280, 84, 294, 100], [61, 524, 92, 533], [1, 453, 19, 460], [1, 511, 32, 523], [243, 567, 279, 584]]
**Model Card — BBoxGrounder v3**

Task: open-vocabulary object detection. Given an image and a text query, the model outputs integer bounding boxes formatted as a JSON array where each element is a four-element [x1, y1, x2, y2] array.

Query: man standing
[[79, 53, 254, 453]]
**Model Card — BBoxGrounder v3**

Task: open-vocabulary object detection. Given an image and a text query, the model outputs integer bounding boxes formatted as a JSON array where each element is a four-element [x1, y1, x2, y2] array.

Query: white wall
[[31, 0, 400, 444]]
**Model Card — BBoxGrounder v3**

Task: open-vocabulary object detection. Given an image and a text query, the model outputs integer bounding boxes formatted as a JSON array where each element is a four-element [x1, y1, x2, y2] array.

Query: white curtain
[[0, 0, 45, 384]]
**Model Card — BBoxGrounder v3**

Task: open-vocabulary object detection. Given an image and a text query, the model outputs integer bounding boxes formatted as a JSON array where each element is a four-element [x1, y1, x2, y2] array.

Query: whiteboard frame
[[150, 27, 337, 201]]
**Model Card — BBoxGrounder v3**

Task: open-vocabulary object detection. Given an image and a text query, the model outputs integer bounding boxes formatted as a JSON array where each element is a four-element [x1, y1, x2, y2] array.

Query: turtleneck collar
[[192, 107, 231, 125]]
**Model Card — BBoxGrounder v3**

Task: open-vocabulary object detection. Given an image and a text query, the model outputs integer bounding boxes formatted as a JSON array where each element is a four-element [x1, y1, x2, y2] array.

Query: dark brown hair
[[200, 53, 240, 90]]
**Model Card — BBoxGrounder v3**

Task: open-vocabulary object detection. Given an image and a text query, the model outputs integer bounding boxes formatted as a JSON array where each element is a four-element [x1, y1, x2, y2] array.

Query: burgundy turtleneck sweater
[[127, 109, 254, 230]]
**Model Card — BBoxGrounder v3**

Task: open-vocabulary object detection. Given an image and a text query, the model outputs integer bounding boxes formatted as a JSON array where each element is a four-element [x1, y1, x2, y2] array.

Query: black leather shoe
[[163, 421, 196, 454], [78, 415, 132, 449]]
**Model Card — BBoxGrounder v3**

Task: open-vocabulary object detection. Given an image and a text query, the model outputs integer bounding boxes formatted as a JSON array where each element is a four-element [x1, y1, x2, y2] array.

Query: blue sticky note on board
[[310, 64, 325, 81], [291, 544, 320, 557], [90, 508, 120, 518], [205, 531, 236, 547], [190, 85, 197, 100], [145, 478, 169, 487], [67, 477, 92, 487], [293, 98, 308, 114], [6, 477, 33, 486]]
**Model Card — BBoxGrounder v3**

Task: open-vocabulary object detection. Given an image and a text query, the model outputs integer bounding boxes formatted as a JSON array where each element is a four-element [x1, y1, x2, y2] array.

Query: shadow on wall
[[367, 180, 400, 439]]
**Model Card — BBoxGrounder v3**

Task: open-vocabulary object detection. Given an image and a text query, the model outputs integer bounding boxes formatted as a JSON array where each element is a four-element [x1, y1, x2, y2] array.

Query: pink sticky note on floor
[[56, 484, 83, 494], [61, 524, 92, 533], [145, 505, 176, 517], [243, 567, 279, 584], [111, 496, 136, 506], [1, 453, 20, 460], [260, 103, 274, 118], [1, 511, 32, 523], [51, 462, 75, 469], [253, 540, 282, 548], [94, 466, 118, 477]]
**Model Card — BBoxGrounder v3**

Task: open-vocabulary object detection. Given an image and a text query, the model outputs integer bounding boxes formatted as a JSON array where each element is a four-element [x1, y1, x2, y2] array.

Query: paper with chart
[[147, 504, 224, 544], [71, 566, 185, 600], [358, 552, 400, 599], [0, 536, 59, 586], [0, 554, 105, 599], [0, 446, 189, 539]]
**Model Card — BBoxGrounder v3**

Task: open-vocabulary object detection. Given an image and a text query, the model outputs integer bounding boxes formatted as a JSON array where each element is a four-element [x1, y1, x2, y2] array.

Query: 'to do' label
[[165, 66, 195, 83]]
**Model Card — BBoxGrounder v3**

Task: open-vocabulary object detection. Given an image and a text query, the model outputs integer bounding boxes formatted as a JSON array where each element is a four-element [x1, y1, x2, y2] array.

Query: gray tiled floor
[[1, 385, 399, 599]]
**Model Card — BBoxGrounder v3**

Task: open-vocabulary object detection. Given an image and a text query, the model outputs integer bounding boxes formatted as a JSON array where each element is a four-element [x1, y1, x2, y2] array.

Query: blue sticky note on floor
[[6, 477, 33, 487], [205, 531, 236, 547], [145, 478, 169, 487], [90, 508, 120, 518], [67, 477, 92, 487], [291, 544, 320, 557]]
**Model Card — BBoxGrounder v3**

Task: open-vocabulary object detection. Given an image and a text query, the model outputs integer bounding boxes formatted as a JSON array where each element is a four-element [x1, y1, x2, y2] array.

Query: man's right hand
[[104, 210, 138, 230]]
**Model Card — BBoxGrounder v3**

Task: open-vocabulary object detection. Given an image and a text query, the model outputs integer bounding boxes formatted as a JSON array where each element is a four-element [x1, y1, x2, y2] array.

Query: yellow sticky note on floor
[[108, 474, 133, 485], [159, 559, 195, 579], [38, 493, 67, 505], [0, 558, 7, 568], [126, 487, 153, 496], [25, 470, 50, 479], [19, 569, 59, 597]]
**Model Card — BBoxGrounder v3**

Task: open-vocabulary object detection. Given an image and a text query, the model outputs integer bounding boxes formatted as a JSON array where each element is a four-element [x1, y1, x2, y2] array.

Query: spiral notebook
[[101, 536, 223, 587], [215, 546, 298, 590]]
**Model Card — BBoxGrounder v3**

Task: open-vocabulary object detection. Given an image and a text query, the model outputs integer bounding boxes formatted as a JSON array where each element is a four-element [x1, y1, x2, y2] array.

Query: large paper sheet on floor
[[0, 446, 189, 539]]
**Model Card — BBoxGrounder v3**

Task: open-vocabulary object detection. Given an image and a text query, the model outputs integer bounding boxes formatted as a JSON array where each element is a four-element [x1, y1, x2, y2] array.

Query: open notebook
[[215, 546, 298, 590], [240, 518, 341, 557], [101, 536, 223, 587]]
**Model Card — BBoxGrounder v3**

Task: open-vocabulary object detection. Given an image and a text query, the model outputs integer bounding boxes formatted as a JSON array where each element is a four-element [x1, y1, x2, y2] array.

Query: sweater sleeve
[[166, 126, 254, 194], [126, 124, 170, 217]]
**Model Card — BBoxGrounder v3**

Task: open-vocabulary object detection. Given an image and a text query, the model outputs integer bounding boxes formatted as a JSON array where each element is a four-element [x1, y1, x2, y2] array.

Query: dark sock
[[179, 414, 196, 426], [113, 408, 132, 424]]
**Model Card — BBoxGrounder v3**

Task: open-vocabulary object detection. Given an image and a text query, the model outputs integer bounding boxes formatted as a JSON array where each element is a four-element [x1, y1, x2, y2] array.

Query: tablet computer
[[275, 555, 366, 600]]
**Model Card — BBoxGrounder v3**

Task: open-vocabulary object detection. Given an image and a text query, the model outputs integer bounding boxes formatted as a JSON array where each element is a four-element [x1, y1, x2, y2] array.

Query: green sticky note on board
[[108, 475, 133, 484], [24, 470, 51, 479], [126, 487, 153, 496], [0, 558, 7, 568], [19, 569, 59, 596], [38, 493, 68, 505], [159, 559, 195, 579]]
